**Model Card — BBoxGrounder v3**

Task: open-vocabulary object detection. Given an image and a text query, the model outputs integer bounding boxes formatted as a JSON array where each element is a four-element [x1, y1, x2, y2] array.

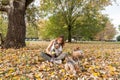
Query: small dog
[[65, 47, 83, 75], [72, 47, 84, 59]]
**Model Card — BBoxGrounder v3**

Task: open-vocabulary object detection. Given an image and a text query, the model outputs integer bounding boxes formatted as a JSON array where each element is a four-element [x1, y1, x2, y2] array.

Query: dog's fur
[[65, 47, 83, 75], [65, 56, 79, 75]]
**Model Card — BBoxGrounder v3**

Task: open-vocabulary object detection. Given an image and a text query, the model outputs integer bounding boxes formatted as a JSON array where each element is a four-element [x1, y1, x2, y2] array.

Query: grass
[[0, 41, 120, 80]]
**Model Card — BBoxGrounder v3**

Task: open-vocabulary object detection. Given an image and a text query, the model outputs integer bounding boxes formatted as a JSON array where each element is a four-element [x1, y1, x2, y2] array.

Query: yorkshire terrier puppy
[[72, 47, 84, 59], [65, 47, 83, 75]]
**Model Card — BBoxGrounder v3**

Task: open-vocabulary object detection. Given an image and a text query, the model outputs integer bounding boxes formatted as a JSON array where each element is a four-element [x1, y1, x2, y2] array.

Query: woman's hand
[[46, 40, 55, 55]]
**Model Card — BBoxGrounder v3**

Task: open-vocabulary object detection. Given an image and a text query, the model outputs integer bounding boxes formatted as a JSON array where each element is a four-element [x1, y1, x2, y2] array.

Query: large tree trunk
[[2, 1, 26, 49], [0, 0, 34, 49], [68, 25, 72, 42]]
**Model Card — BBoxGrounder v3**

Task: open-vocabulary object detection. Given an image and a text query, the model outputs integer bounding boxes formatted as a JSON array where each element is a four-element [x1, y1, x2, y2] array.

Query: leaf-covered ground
[[0, 41, 120, 80]]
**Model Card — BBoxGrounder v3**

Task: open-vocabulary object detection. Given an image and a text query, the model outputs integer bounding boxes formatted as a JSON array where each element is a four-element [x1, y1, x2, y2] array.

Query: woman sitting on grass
[[40, 36, 67, 64]]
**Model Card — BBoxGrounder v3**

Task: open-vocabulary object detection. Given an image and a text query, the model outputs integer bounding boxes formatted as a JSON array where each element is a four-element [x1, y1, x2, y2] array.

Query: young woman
[[40, 36, 67, 63]]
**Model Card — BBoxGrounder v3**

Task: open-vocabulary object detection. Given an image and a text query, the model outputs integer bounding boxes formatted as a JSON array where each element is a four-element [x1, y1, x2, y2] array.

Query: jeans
[[40, 52, 67, 61]]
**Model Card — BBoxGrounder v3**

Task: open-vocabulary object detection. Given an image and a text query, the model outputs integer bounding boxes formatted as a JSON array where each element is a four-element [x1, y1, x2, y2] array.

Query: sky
[[102, 0, 120, 39], [102, 0, 120, 27]]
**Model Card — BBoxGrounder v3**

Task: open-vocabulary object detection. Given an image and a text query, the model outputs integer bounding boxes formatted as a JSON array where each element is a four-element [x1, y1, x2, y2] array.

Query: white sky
[[102, 0, 120, 39], [102, 0, 120, 27]]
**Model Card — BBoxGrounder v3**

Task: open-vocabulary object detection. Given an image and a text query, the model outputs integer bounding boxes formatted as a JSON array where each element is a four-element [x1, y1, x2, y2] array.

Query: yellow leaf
[[107, 66, 116, 71], [13, 76, 21, 80], [93, 72, 100, 77], [50, 72, 55, 75], [36, 78, 41, 80], [35, 74, 40, 78], [0, 78, 3, 80], [8, 68, 15, 73], [35, 73, 42, 78], [60, 69, 65, 73], [46, 67, 50, 71], [102, 74, 107, 78]]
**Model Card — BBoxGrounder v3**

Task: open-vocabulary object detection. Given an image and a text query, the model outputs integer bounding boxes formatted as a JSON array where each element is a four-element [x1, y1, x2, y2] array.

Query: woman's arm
[[46, 40, 55, 54]]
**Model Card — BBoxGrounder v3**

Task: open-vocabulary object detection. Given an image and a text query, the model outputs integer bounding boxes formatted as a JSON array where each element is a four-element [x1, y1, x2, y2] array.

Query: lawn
[[0, 41, 120, 80]]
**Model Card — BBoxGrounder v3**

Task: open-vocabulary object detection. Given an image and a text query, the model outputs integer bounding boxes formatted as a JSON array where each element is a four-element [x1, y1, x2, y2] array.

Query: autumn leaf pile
[[0, 41, 120, 80]]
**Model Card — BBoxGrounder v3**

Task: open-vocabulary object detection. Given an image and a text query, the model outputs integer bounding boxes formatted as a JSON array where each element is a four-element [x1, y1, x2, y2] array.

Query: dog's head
[[72, 50, 83, 59], [73, 47, 80, 51]]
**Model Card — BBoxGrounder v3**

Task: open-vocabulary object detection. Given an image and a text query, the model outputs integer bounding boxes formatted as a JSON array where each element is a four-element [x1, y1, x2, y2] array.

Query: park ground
[[0, 41, 120, 80]]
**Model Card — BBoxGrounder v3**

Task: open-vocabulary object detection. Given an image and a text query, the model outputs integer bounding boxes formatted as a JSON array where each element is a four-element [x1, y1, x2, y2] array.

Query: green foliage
[[39, 13, 68, 40], [26, 23, 38, 38], [26, 2, 41, 39], [26, 3, 41, 24], [73, 13, 108, 40], [1, 0, 9, 5], [0, 13, 7, 38], [119, 25, 120, 31], [117, 35, 120, 41], [40, 0, 113, 41], [39, 11, 109, 40]]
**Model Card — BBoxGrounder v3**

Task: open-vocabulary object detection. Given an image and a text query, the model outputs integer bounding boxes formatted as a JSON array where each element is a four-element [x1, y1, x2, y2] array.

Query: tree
[[117, 35, 120, 41], [73, 13, 109, 40], [0, 0, 34, 48], [119, 25, 120, 30], [39, 12, 109, 41], [39, 13, 68, 40], [95, 21, 116, 41], [40, 0, 112, 42]]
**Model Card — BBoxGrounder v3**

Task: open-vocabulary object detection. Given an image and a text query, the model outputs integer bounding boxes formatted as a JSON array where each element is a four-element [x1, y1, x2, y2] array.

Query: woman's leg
[[40, 52, 52, 61], [55, 53, 68, 60]]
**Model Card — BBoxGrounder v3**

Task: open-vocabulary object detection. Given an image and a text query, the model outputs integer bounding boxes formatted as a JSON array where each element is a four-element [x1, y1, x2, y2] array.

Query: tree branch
[[0, 5, 9, 12], [57, 0, 69, 25], [25, 0, 34, 7]]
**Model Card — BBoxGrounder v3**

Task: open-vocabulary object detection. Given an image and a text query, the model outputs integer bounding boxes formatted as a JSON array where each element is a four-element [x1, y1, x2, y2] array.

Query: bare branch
[[9, 0, 14, 9], [57, 0, 69, 25]]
